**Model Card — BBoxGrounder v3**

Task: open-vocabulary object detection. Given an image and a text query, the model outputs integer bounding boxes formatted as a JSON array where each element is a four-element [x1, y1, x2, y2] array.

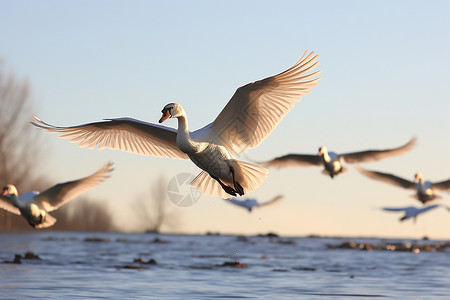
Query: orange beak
[[2, 189, 8, 196], [159, 110, 171, 123]]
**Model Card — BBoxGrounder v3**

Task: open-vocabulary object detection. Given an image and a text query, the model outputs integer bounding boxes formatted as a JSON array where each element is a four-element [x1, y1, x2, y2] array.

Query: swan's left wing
[[31, 116, 189, 160], [261, 154, 322, 169], [0, 196, 21, 215], [381, 207, 409, 212], [34, 162, 114, 212], [356, 166, 416, 190], [433, 178, 450, 191], [194, 51, 321, 155], [341, 137, 417, 164], [257, 195, 283, 208]]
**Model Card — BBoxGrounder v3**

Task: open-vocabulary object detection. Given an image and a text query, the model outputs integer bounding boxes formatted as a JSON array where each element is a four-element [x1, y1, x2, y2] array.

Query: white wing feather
[[193, 51, 321, 155]]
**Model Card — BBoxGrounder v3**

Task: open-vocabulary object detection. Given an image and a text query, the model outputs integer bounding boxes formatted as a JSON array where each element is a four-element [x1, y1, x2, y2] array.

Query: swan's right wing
[[261, 154, 321, 169], [31, 116, 189, 160], [257, 195, 284, 208], [0, 196, 21, 215], [356, 166, 416, 190]]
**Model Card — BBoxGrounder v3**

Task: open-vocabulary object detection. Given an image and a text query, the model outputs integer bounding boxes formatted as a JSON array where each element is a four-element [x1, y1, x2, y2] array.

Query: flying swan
[[0, 162, 114, 228], [356, 166, 450, 204], [31, 51, 321, 198], [225, 195, 284, 212], [261, 137, 416, 178], [381, 204, 444, 222]]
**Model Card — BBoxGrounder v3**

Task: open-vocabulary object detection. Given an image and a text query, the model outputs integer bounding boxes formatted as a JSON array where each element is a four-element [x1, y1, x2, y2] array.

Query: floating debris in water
[[120, 265, 146, 270], [272, 268, 289, 272], [133, 258, 157, 265], [3, 251, 41, 264], [257, 232, 279, 238], [24, 251, 41, 260], [84, 237, 110, 243], [218, 261, 247, 268], [292, 266, 316, 271], [4, 254, 22, 264], [327, 241, 450, 252], [151, 237, 170, 244], [118, 257, 157, 270], [277, 239, 297, 245]]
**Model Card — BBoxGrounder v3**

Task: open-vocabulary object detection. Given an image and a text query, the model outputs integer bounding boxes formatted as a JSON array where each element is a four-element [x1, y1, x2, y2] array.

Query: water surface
[[1, 232, 449, 299]]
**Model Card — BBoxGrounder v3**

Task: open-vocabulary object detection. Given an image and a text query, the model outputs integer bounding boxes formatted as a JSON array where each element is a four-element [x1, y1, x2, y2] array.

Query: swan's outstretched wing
[[194, 51, 321, 155], [381, 206, 411, 212], [0, 196, 21, 215], [261, 154, 321, 169], [31, 116, 189, 160], [34, 162, 114, 212], [257, 195, 283, 208], [341, 137, 417, 164], [433, 178, 450, 191], [417, 204, 441, 214], [356, 166, 416, 190]]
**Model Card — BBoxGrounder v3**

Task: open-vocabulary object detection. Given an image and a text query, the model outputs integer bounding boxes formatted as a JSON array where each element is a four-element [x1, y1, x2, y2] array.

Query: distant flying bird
[[0, 162, 114, 229], [261, 137, 416, 178], [381, 204, 442, 222], [225, 195, 283, 212], [357, 166, 450, 204], [31, 51, 321, 198]]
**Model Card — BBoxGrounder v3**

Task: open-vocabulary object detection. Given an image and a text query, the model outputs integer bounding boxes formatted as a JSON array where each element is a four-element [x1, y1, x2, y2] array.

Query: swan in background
[[32, 51, 321, 198], [0, 162, 114, 228], [225, 195, 283, 212], [356, 166, 450, 204], [381, 204, 444, 222], [261, 137, 416, 178]]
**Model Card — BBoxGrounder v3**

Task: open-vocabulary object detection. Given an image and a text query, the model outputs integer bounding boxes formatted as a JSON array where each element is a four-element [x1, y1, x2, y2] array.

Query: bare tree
[[0, 61, 48, 230], [51, 198, 116, 231], [0, 61, 117, 232], [132, 176, 180, 233]]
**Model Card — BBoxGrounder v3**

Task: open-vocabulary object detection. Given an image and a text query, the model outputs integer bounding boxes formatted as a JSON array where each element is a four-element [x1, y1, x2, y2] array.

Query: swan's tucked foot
[[211, 175, 238, 196], [222, 185, 238, 196], [234, 181, 244, 196], [229, 166, 245, 196]]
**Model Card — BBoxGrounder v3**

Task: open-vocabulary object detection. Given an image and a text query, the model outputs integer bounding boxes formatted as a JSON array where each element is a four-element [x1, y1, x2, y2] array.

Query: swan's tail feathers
[[190, 161, 268, 199], [231, 160, 268, 195], [35, 213, 57, 229], [190, 171, 231, 199], [321, 166, 348, 178]]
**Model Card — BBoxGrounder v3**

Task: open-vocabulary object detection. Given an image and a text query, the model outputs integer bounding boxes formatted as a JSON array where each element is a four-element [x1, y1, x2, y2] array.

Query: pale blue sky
[[1, 1, 450, 238]]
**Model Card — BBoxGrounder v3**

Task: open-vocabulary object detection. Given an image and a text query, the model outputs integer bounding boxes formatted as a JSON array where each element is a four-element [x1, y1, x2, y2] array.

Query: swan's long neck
[[9, 194, 21, 208], [415, 174, 424, 185], [176, 115, 199, 153], [322, 151, 331, 163]]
